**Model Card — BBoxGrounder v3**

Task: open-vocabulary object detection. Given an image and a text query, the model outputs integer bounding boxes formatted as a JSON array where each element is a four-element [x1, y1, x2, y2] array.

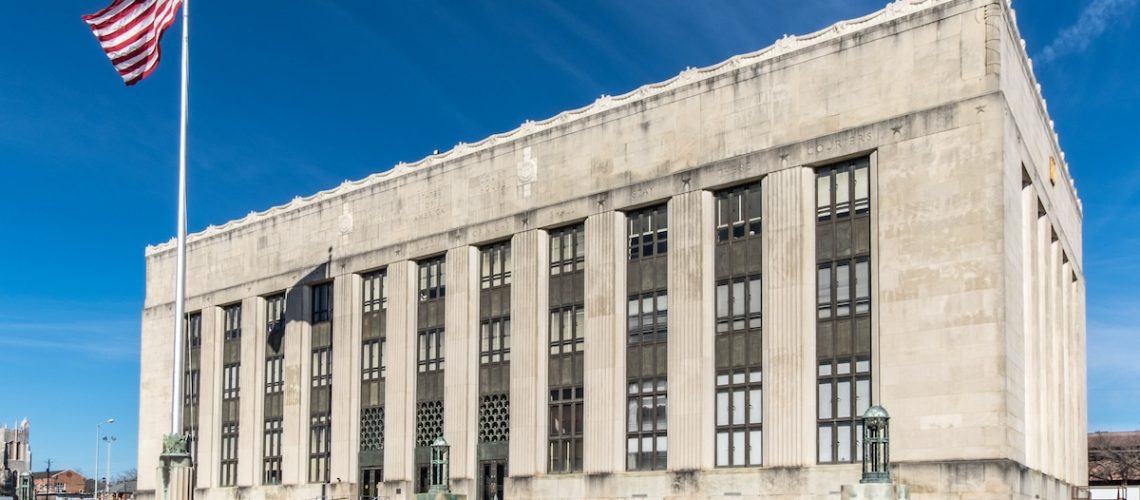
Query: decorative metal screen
[[478, 393, 510, 443], [415, 400, 444, 447], [360, 406, 385, 451]]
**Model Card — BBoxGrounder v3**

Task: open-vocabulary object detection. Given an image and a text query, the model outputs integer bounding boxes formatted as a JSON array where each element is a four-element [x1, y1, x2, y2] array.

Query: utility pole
[[44, 459, 51, 500]]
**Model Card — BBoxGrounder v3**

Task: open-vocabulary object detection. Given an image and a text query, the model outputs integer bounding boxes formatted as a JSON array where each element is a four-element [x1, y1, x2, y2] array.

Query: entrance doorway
[[478, 460, 506, 500]]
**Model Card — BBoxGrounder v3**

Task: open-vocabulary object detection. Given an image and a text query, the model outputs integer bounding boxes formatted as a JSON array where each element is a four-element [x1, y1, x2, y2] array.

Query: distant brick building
[[32, 469, 87, 497]]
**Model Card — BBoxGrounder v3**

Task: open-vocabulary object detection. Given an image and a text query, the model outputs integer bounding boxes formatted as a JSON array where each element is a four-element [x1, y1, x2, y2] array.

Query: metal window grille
[[360, 406, 384, 451], [478, 393, 510, 443], [414, 400, 444, 447]]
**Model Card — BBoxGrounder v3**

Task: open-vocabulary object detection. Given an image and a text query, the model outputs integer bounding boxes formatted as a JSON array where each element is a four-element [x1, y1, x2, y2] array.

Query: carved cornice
[[147, 0, 971, 256]]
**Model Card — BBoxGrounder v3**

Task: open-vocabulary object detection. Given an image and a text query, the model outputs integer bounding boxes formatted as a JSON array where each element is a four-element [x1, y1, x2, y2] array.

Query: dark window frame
[[815, 158, 872, 465]]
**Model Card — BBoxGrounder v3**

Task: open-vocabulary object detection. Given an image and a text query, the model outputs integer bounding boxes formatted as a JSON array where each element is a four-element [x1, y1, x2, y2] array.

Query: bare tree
[[113, 469, 136, 484], [1089, 431, 1140, 484]]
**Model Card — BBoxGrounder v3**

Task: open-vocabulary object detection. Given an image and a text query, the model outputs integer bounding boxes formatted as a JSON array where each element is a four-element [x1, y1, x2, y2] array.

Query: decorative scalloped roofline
[[1001, 0, 1082, 214], [147, 0, 1069, 256]]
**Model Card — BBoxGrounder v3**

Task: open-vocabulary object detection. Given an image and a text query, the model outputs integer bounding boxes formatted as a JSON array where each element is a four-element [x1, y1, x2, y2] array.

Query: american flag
[[83, 0, 182, 86]]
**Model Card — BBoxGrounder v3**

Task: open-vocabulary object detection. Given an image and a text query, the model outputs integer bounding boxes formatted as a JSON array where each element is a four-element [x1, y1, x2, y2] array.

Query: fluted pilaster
[[383, 260, 417, 483], [509, 230, 549, 476], [761, 166, 816, 466], [444, 246, 479, 485], [583, 211, 627, 473], [666, 190, 715, 470]]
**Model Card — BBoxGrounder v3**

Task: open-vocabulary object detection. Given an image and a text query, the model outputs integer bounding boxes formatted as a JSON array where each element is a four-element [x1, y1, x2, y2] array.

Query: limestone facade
[[136, 0, 1087, 498]]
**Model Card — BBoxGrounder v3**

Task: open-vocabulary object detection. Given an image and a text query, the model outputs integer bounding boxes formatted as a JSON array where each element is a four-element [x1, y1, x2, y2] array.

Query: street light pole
[[102, 436, 116, 500], [94, 419, 113, 500]]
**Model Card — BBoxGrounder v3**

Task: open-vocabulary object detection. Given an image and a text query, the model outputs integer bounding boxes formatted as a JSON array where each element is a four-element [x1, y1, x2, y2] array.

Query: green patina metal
[[860, 405, 891, 484], [429, 437, 451, 493]]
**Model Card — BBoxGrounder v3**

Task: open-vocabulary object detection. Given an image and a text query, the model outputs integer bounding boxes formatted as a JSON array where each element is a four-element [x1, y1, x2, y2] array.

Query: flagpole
[[171, 0, 189, 437]]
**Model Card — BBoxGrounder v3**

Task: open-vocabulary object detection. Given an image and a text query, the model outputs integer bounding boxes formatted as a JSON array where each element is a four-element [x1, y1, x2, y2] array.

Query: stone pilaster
[[666, 191, 715, 470], [237, 296, 261, 486], [444, 246, 479, 492], [197, 306, 218, 488], [583, 211, 627, 474], [384, 260, 418, 486], [330, 274, 359, 482], [761, 166, 816, 467], [508, 229, 549, 476], [291, 285, 313, 485]]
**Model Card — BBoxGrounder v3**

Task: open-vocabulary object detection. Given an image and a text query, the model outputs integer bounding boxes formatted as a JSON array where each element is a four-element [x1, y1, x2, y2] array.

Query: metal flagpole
[[170, 0, 190, 436]]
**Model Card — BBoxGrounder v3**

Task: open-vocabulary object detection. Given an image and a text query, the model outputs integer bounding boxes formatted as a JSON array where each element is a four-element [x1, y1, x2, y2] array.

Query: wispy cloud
[[1039, 0, 1138, 62]]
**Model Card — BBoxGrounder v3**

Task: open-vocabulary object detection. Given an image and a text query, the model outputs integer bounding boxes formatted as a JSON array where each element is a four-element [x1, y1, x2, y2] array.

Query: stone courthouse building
[[136, 0, 1088, 498]]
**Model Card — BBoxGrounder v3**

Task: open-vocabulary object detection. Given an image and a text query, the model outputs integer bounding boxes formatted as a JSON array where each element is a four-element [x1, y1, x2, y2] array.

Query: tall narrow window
[[183, 312, 201, 462], [359, 270, 387, 487], [816, 158, 872, 464], [309, 282, 333, 483], [415, 256, 446, 493], [626, 205, 668, 471], [263, 293, 286, 485], [714, 182, 763, 467], [220, 303, 242, 486], [548, 224, 585, 474], [478, 241, 512, 484]]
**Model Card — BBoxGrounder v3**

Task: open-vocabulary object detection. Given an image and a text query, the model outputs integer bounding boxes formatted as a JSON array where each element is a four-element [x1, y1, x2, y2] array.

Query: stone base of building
[[840, 483, 909, 500], [134, 460, 1081, 500], [414, 492, 466, 500]]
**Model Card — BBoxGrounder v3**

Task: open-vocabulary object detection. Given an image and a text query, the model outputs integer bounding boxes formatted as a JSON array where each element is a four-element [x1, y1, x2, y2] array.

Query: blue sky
[[0, 0, 1136, 477]]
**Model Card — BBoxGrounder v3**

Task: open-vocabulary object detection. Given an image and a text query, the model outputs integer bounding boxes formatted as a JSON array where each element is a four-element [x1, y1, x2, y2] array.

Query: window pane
[[731, 281, 744, 317], [817, 175, 831, 219], [855, 260, 870, 313], [749, 430, 762, 465], [817, 266, 831, 318], [716, 431, 729, 467], [731, 389, 745, 425], [749, 388, 762, 424], [854, 165, 869, 213], [716, 391, 729, 426], [627, 399, 638, 432], [836, 263, 851, 317], [819, 426, 833, 462], [837, 381, 851, 419], [836, 170, 850, 216], [748, 278, 762, 315], [818, 382, 832, 419], [856, 379, 870, 417], [732, 431, 745, 465], [837, 424, 852, 462], [716, 284, 728, 319]]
